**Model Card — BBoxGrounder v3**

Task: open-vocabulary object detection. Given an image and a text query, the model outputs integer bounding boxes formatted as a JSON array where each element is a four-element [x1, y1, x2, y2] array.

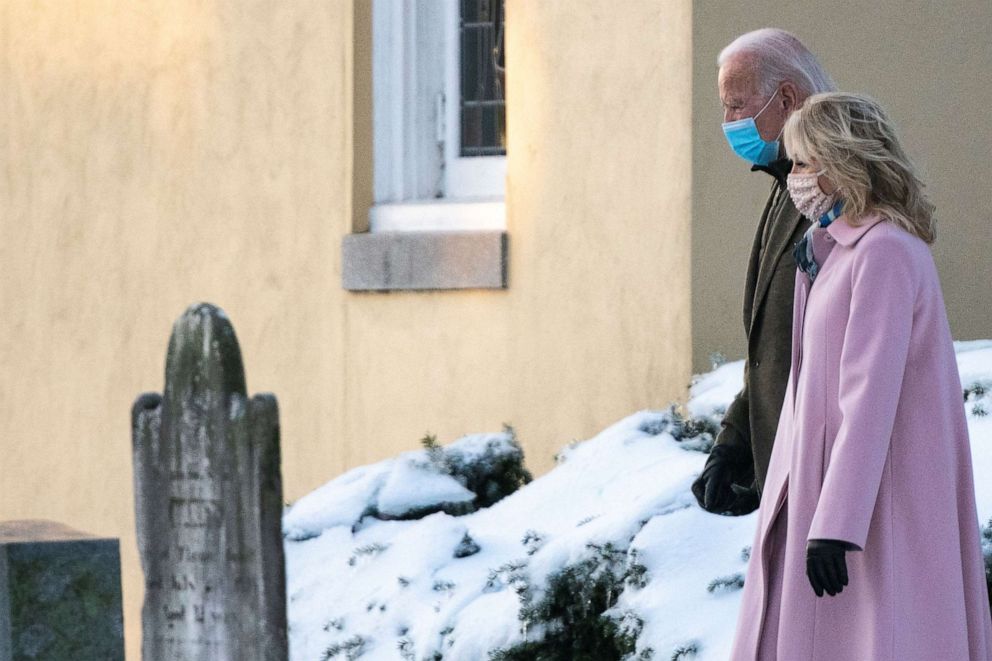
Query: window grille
[[459, 0, 506, 157]]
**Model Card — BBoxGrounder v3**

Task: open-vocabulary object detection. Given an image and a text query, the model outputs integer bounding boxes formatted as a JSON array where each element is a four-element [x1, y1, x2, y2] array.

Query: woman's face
[[790, 157, 837, 195]]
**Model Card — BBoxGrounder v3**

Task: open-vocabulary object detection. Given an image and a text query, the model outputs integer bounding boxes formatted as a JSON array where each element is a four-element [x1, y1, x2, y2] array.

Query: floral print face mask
[[787, 170, 838, 221]]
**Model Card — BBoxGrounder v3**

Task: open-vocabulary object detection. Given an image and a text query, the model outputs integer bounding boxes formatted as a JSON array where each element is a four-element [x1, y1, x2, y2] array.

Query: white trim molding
[[369, 198, 505, 232]]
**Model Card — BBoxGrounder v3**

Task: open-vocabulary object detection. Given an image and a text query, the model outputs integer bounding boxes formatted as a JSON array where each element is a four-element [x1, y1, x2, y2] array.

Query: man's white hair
[[718, 28, 836, 98]]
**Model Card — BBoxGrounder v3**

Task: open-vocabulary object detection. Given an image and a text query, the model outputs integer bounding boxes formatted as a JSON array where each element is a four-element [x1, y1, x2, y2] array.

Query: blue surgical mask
[[722, 89, 783, 166]]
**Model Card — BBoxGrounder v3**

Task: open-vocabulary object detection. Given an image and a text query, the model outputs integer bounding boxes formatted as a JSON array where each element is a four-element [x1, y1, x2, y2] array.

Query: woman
[[729, 92, 992, 660]]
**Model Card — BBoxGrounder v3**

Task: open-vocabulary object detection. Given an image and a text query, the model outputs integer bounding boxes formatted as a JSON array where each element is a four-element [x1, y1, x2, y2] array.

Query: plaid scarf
[[793, 199, 845, 283]]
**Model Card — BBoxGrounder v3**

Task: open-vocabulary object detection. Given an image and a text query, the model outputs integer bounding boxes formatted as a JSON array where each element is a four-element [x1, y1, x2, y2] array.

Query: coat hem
[[754, 474, 789, 659]]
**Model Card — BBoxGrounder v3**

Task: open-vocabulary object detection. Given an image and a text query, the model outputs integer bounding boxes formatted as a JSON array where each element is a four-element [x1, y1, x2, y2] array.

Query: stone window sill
[[342, 229, 508, 291], [342, 198, 508, 292]]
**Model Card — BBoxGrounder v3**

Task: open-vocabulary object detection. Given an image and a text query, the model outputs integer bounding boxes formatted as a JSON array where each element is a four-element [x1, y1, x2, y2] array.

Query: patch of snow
[[283, 464, 390, 540], [286, 341, 992, 660], [376, 455, 476, 518]]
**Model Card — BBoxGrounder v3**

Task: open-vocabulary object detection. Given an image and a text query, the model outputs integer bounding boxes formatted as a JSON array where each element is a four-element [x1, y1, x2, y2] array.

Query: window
[[369, 0, 507, 231], [447, 0, 506, 195], [343, 0, 508, 291], [459, 0, 506, 158]]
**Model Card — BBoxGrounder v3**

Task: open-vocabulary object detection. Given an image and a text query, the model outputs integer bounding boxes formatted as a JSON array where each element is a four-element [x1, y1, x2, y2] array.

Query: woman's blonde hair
[[783, 92, 936, 244]]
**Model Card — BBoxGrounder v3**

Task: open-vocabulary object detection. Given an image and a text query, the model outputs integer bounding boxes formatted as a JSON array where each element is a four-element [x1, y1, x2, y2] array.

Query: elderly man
[[691, 29, 836, 515]]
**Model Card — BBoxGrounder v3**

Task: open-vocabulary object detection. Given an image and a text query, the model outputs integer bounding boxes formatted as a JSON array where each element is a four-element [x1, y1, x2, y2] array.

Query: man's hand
[[692, 444, 749, 513], [725, 480, 760, 515], [806, 538, 852, 597]]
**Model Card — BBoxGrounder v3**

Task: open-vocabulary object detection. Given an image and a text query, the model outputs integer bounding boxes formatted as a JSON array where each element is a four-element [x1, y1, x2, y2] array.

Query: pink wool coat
[[729, 212, 992, 660]]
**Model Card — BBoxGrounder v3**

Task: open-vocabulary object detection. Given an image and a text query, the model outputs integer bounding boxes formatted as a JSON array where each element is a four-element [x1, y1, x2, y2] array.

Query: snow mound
[[283, 430, 531, 541], [286, 344, 992, 660]]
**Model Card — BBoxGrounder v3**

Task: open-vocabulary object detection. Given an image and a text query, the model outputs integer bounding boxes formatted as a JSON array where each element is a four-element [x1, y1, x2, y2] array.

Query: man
[[691, 29, 836, 515]]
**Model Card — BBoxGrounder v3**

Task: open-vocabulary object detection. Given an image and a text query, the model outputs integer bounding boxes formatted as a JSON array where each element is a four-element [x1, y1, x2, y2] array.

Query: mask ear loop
[[753, 86, 780, 121], [756, 86, 786, 151]]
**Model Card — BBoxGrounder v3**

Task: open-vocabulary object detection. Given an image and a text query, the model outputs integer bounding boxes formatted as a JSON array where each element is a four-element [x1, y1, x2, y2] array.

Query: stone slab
[[341, 230, 509, 291], [132, 302, 287, 661], [0, 520, 124, 661]]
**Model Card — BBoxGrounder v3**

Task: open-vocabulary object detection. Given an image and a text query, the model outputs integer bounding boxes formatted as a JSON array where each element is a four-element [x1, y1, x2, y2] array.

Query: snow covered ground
[[284, 340, 992, 661]]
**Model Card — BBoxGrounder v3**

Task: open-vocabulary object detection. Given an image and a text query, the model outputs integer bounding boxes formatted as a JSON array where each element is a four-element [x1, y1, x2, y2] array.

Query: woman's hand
[[806, 538, 853, 597]]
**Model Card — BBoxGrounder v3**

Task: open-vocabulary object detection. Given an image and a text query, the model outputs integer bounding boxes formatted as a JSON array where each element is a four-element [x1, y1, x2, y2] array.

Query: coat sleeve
[[806, 233, 918, 552], [714, 360, 752, 465]]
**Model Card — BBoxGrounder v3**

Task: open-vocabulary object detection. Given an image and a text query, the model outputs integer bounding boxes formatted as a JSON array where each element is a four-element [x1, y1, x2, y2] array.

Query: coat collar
[[825, 212, 888, 247], [750, 156, 793, 188]]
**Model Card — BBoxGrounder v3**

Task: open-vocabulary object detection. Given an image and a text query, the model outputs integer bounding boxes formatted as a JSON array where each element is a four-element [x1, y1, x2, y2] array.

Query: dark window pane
[[459, 0, 506, 157], [460, 22, 488, 103], [461, 105, 505, 156], [460, 0, 484, 23]]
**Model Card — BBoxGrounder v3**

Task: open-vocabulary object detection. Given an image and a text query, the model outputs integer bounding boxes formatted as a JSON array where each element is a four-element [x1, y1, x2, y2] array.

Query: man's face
[[718, 56, 785, 143]]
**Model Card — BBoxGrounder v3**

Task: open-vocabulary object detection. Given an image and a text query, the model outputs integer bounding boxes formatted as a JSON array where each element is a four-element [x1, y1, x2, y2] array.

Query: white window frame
[[370, 0, 506, 232]]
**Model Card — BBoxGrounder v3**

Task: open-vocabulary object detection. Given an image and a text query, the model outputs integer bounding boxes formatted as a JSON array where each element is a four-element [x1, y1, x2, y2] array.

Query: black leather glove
[[806, 538, 854, 597], [725, 479, 760, 515], [692, 444, 749, 513]]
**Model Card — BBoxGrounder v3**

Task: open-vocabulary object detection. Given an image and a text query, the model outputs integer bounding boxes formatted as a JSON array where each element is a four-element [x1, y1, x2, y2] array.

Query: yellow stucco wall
[[692, 2, 992, 373], [343, 0, 694, 472], [0, 1, 693, 656]]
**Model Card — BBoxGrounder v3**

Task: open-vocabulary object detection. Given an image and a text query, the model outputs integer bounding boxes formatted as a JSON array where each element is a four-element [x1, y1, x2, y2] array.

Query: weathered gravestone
[[0, 519, 124, 661], [131, 302, 287, 660]]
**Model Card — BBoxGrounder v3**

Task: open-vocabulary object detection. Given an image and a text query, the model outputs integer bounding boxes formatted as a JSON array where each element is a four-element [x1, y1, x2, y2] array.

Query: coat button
[[752, 360, 760, 368], [825, 234, 834, 242]]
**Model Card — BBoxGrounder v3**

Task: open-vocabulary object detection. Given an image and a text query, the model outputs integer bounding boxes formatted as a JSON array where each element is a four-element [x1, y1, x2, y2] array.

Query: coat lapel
[[750, 192, 804, 333], [741, 198, 771, 332], [790, 269, 810, 409]]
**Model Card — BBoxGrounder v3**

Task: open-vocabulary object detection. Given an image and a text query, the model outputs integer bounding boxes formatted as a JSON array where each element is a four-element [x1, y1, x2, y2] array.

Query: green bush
[[488, 542, 649, 661]]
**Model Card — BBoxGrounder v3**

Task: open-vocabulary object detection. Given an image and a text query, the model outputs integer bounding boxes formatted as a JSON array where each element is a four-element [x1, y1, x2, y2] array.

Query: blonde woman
[[729, 92, 992, 660]]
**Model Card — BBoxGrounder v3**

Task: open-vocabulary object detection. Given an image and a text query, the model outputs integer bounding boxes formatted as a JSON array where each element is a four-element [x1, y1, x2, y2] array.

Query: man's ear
[[780, 81, 800, 113]]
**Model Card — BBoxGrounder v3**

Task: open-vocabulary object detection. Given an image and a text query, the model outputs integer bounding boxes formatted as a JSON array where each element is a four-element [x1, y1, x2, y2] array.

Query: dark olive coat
[[713, 157, 806, 498]]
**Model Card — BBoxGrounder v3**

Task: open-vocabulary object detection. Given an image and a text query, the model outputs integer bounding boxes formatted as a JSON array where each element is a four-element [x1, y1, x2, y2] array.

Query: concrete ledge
[[342, 230, 508, 291]]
